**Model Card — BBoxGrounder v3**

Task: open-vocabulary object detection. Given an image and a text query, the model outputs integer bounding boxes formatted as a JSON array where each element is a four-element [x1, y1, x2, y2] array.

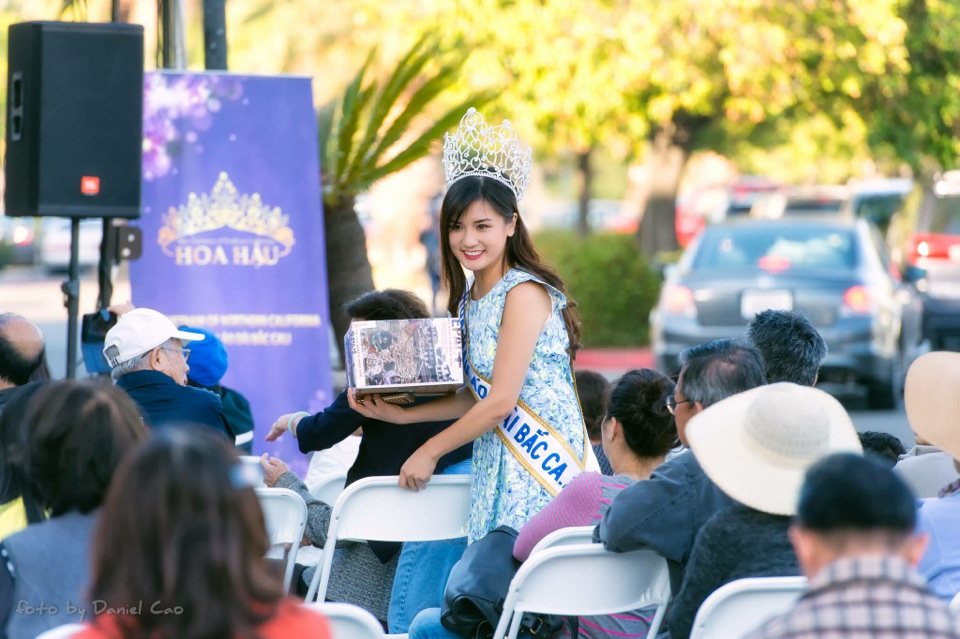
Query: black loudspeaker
[[4, 21, 144, 218]]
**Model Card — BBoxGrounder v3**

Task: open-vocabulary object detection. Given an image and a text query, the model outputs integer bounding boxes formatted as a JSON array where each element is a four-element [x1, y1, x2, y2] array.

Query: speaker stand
[[61, 218, 81, 379], [98, 218, 115, 310]]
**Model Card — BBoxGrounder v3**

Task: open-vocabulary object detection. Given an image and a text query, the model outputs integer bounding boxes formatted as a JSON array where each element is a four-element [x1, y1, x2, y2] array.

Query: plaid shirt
[[747, 555, 960, 639], [940, 477, 960, 498]]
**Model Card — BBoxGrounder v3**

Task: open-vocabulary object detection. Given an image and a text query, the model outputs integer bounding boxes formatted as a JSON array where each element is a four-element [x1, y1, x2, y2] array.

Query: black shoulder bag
[[440, 525, 569, 639]]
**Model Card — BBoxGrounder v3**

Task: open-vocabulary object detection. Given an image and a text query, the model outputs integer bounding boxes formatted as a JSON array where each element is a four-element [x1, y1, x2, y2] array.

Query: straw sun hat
[[905, 351, 960, 461], [686, 382, 862, 516]]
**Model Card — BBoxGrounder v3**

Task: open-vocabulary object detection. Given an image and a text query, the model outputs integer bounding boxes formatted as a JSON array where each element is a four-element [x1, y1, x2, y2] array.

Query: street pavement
[[0, 264, 914, 447]]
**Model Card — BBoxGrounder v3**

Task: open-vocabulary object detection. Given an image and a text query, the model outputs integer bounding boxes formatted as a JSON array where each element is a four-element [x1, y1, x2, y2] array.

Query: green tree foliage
[[616, 0, 910, 255], [534, 230, 661, 347], [319, 0, 916, 251], [319, 36, 493, 359], [858, 0, 960, 172]]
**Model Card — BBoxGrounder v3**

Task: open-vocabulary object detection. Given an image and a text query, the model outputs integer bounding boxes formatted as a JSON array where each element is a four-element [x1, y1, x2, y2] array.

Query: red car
[[892, 171, 960, 350]]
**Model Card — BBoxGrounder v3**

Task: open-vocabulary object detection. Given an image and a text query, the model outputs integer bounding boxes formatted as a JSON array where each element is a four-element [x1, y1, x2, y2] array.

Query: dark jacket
[[190, 381, 254, 453], [0, 383, 37, 415], [116, 370, 232, 439], [596, 450, 734, 591], [296, 389, 472, 564], [296, 390, 471, 486], [667, 504, 800, 639]]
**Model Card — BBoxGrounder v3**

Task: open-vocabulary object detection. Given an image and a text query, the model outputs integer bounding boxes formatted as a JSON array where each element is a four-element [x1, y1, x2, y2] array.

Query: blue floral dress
[[464, 268, 590, 542]]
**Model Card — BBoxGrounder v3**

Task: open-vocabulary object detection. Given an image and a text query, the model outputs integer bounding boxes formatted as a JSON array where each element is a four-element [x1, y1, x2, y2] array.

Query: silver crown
[[442, 108, 533, 202]]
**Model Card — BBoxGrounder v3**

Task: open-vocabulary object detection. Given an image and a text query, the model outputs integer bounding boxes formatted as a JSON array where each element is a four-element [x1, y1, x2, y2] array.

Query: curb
[[577, 348, 654, 373]]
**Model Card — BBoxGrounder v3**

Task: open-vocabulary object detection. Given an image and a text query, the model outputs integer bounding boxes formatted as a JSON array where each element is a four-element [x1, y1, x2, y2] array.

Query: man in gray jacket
[[596, 339, 766, 589]]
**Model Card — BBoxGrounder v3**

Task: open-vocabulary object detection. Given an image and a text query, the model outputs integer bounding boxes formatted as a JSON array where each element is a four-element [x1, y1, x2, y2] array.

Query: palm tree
[[319, 36, 493, 361]]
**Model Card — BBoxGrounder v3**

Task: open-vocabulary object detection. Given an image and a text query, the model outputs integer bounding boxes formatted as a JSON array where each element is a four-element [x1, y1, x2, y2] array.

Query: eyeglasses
[[665, 395, 692, 415], [160, 347, 191, 362]]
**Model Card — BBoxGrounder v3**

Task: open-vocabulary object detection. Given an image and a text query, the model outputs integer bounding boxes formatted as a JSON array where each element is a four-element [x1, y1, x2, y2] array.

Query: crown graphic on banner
[[158, 172, 295, 255], [442, 108, 533, 202]]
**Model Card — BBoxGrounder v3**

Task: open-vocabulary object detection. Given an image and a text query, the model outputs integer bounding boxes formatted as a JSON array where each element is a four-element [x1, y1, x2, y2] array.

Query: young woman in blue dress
[[348, 108, 595, 542]]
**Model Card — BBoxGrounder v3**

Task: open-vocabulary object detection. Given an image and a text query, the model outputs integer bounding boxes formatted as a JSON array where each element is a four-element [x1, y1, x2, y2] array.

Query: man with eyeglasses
[[597, 338, 766, 591], [104, 308, 232, 439]]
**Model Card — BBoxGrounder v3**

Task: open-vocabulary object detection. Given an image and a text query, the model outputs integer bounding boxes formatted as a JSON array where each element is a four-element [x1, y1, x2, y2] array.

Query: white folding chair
[[308, 602, 385, 639], [950, 590, 960, 613], [256, 486, 308, 592], [311, 472, 348, 505], [689, 576, 807, 639], [33, 624, 86, 639], [528, 525, 596, 555], [305, 475, 472, 604], [240, 455, 267, 487], [492, 543, 672, 639]]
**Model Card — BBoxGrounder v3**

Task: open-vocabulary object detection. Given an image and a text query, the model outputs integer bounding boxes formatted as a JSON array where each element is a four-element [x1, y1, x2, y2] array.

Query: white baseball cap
[[103, 308, 205, 368]]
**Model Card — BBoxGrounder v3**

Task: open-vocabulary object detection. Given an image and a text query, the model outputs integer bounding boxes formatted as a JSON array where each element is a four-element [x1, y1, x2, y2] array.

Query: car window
[[694, 227, 857, 270], [854, 193, 905, 229], [783, 199, 846, 215], [930, 194, 960, 236]]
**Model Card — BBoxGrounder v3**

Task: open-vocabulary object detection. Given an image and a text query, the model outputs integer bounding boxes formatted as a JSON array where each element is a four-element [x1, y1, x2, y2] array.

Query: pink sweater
[[514, 471, 634, 561], [513, 471, 657, 638]]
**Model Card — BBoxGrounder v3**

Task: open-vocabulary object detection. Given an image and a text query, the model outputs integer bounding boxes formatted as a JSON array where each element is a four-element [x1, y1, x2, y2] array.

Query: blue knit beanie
[[179, 325, 228, 387]]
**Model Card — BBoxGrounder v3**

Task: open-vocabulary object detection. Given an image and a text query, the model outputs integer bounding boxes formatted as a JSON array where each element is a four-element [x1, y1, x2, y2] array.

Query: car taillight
[[11, 226, 32, 246], [906, 233, 960, 265], [664, 285, 696, 316], [842, 285, 873, 314]]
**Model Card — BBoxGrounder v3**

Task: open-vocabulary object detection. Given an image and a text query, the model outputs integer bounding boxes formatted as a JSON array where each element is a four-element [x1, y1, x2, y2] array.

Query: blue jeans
[[409, 607, 461, 639], [387, 459, 471, 633]]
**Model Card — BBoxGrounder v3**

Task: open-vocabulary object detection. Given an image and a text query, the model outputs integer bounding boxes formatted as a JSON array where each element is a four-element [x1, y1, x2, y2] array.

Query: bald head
[[0, 313, 46, 388]]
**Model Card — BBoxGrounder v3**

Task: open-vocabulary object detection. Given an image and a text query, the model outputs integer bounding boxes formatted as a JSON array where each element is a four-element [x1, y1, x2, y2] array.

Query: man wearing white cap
[[104, 308, 232, 439]]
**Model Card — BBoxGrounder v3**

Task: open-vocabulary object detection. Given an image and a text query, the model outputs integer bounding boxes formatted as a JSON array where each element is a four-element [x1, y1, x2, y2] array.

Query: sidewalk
[[577, 347, 655, 379]]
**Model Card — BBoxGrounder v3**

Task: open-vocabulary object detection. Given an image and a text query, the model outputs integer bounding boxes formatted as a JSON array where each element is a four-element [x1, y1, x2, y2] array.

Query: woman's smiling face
[[448, 198, 516, 276]]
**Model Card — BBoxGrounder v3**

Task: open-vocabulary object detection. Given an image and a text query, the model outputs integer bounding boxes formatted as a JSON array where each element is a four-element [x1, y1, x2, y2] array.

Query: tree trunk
[[575, 148, 593, 237], [637, 122, 696, 259], [202, 0, 228, 70], [324, 197, 375, 368]]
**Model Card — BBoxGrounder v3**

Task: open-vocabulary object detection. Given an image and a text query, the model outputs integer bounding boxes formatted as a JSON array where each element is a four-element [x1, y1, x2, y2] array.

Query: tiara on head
[[442, 108, 533, 202]]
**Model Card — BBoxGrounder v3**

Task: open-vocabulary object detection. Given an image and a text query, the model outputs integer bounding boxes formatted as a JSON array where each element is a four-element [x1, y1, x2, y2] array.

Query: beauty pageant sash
[[465, 357, 593, 496]]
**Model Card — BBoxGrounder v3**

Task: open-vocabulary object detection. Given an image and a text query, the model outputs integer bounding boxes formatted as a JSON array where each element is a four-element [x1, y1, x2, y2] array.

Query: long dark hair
[[88, 426, 282, 639], [440, 175, 581, 355]]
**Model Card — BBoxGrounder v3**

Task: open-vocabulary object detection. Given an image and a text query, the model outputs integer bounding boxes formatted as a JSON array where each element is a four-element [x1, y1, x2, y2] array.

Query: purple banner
[[130, 72, 332, 475]]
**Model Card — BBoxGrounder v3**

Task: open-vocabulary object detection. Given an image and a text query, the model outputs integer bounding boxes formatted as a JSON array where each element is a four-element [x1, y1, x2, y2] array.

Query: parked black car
[[650, 218, 923, 409]]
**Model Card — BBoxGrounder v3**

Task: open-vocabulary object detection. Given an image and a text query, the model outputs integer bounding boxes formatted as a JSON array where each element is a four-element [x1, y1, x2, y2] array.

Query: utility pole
[[203, 0, 228, 70], [160, 0, 188, 70]]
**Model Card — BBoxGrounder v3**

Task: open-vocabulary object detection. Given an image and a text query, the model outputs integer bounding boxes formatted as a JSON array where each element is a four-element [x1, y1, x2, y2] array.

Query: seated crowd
[[1, 304, 959, 639]]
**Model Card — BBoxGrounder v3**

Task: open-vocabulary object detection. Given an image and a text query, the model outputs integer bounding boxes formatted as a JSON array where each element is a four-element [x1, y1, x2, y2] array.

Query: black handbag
[[440, 525, 566, 639]]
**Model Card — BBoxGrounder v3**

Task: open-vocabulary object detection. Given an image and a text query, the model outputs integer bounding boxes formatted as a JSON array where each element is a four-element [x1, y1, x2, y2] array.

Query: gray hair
[[109, 338, 176, 382], [678, 339, 767, 408]]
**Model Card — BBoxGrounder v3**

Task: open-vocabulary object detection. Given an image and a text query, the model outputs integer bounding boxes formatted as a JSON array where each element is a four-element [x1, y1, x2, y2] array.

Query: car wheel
[[865, 349, 902, 411]]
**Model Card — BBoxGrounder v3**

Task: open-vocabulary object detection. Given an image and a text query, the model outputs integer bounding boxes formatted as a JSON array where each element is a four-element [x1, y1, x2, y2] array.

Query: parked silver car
[[650, 217, 924, 409]]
